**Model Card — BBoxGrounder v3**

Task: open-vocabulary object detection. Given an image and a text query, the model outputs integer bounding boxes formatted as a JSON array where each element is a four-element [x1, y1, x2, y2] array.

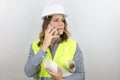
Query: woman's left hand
[[46, 66, 64, 80]]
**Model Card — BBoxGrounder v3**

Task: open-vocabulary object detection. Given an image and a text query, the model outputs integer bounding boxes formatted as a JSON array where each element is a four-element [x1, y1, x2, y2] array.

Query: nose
[[58, 20, 64, 26]]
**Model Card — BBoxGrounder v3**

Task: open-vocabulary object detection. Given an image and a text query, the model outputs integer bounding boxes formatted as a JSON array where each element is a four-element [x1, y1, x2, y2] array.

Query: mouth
[[53, 28, 63, 35], [57, 28, 64, 30], [53, 30, 59, 35]]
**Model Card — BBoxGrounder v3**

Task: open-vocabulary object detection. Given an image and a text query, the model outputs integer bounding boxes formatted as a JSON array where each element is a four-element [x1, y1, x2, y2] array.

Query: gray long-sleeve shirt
[[24, 40, 85, 80]]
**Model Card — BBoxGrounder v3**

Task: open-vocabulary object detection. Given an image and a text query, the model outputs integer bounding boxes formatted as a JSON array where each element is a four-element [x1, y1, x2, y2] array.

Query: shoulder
[[62, 38, 77, 48], [32, 39, 40, 46], [66, 38, 76, 43], [67, 38, 82, 53], [32, 39, 40, 44], [32, 39, 40, 48]]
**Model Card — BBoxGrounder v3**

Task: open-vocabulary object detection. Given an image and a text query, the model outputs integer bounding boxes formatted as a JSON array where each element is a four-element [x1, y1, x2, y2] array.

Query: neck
[[50, 38, 59, 48]]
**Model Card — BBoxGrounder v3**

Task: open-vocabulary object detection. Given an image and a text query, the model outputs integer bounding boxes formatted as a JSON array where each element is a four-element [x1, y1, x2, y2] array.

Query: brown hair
[[38, 15, 70, 47]]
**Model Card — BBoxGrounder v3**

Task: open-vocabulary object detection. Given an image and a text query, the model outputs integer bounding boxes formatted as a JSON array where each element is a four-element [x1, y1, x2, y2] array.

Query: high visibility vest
[[32, 38, 76, 78]]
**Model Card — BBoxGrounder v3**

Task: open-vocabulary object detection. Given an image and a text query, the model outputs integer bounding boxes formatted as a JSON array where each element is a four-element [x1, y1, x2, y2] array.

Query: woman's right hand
[[41, 24, 59, 52]]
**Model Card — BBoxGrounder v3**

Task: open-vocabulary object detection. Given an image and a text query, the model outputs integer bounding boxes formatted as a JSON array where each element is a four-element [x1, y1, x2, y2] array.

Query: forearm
[[64, 43, 85, 80], [64, 60, 85, 80], [64, 72, 85, 80], [24, 48, 46, 77]]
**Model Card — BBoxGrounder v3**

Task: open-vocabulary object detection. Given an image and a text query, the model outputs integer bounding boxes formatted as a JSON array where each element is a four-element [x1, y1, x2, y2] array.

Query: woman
[[24, 4, 85, 80]]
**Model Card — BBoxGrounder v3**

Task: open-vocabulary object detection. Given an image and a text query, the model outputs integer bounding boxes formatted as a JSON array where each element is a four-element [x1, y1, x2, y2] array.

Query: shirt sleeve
[[64, 42, 85, 80], [24, 45, 46, 77]]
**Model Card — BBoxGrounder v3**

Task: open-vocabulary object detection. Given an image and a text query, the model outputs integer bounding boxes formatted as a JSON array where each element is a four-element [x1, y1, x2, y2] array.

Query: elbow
[[24, 65, 34, 77], [24, 71, 32, 77], [81, 72, 85, 80]]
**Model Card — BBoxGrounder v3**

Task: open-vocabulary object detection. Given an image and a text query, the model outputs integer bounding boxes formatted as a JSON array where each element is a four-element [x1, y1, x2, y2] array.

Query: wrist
[[41, 45, 47, 52], [60, 77, 64, 80], [61, 78, 64, 80]]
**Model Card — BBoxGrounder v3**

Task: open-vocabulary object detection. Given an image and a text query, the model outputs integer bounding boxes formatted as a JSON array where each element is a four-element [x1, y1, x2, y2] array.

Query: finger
[[49, 28, 57, 35], [46, 69, 55, 76], [46, 25, 54, 34], [52, 35, 59, 39], [45, 68, 50, 72], [54, 30, 59, 35], [58, 66, 62, 75]]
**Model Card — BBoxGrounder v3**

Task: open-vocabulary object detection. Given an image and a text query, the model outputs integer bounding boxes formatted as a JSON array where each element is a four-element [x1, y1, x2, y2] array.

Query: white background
[[0, 0, 120, 80]]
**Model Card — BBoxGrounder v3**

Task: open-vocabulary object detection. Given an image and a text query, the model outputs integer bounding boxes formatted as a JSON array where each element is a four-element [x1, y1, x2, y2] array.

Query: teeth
[[58, 28, 63, 30]]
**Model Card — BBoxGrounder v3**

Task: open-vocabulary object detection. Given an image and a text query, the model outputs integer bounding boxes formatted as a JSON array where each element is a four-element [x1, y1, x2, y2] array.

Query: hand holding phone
[[41, 24, 59, 52]]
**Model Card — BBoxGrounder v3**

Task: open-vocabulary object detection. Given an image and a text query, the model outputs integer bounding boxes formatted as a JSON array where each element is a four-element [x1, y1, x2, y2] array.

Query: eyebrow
[[52, 18, 64, 20]]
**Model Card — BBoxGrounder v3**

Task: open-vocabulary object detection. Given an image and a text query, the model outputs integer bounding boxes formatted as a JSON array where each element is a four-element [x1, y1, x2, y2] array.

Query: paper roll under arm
[[67, 60, 76, 73], [44, 60, 76, 77], [44, 60, 58, 73]]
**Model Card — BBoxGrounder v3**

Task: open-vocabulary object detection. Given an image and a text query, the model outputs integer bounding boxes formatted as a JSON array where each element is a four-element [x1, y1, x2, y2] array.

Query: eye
[[53, 19, 58, 22], [62, 19, 65, 22]]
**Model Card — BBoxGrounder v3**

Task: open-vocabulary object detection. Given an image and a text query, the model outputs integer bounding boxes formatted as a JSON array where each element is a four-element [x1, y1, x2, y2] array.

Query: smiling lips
[[57, 28, 63, 30], [53, 28, 64, 35]]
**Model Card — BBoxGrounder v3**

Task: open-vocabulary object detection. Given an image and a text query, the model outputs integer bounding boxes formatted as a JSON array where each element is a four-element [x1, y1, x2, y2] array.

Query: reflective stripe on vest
[[32, 38, 76, 77]]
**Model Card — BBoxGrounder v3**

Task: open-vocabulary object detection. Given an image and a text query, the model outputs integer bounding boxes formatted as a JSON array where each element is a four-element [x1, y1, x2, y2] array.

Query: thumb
[[58, 66, 62, 75]]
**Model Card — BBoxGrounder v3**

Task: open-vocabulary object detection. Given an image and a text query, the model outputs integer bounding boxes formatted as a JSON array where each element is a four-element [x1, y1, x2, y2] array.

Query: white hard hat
[[41, 4, 68, 19]]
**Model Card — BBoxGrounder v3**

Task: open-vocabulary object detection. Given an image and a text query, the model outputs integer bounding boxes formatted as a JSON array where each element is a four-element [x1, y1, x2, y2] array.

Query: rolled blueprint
[[44, 60, 58, 73], [44, 60, 76, 77], [67, 60, 76, 73]]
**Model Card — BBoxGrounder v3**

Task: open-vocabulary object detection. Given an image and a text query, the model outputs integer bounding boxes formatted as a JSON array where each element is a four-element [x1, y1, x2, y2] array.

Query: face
[[49, 14, 65, 35]]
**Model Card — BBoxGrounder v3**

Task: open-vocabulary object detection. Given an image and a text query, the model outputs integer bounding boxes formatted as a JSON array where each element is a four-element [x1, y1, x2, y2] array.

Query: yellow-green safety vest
[[32, 38, 76, 78]]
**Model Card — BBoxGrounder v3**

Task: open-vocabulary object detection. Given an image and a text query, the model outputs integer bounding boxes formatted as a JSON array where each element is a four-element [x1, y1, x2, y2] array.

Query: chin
[[58, 31, 63, 35], [58, 33, 63, 35]]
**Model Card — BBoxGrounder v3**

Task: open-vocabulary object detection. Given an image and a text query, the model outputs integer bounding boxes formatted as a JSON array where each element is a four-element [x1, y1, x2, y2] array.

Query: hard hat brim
[[41, 13, 68, 19]]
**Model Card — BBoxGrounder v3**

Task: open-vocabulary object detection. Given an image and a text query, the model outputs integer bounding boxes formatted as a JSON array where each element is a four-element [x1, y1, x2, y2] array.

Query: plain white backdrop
[[0, 0, 120, 80]]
